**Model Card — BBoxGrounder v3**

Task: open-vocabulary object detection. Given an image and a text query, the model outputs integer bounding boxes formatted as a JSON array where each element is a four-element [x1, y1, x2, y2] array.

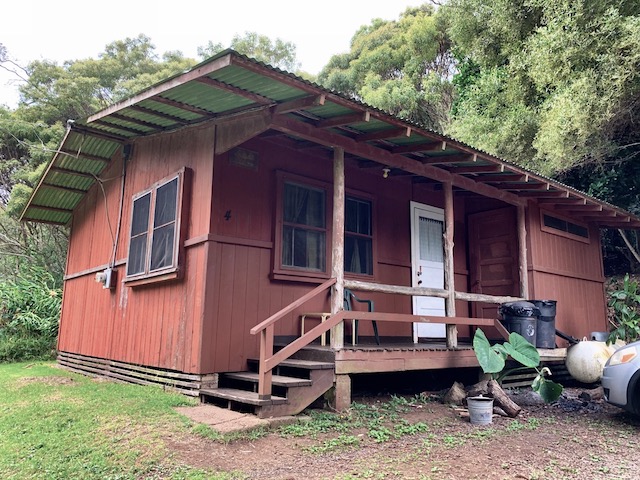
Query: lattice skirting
[[57, 351, 218, 396]]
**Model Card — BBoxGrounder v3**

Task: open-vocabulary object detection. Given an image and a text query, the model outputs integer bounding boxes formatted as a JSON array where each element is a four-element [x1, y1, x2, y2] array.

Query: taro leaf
[[532, 375, 563, 403], [502, 332, 540, 368], [492, 343, 509, 360], [473, 328, 505, 374]]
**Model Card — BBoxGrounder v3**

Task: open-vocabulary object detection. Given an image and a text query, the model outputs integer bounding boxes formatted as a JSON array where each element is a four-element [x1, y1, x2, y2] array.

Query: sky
[[0, 0, 423, 108]]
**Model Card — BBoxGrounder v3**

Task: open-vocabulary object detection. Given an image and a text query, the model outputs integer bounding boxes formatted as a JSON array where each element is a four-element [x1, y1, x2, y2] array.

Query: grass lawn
[[0, 362, 232, 480]]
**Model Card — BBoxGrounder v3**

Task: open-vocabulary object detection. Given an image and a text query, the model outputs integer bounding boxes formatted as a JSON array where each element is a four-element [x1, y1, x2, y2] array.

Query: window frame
[[273, 172, 332, 281], [125, 168, 191, 286], [273, 172, 377, 282], [540, 210, 590, 244], [344, 193, 376, 279]]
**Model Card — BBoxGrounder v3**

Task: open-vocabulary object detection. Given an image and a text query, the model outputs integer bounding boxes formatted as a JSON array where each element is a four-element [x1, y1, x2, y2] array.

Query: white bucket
[[467, 396, 494, 425]]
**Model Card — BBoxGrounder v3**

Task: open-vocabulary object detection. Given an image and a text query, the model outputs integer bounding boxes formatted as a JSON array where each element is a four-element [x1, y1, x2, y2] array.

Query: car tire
[[627, 370, 640, 415]]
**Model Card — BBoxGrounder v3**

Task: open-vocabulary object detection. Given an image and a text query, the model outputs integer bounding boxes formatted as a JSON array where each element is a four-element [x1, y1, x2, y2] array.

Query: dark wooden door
[[468, 207, 519, 323]]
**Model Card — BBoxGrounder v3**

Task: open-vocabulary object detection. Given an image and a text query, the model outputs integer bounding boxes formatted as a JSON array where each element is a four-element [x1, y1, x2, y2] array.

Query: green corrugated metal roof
[[20, 49, 640, 229]]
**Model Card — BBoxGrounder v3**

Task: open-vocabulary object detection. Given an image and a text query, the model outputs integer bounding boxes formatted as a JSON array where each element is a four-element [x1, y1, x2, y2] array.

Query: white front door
[[410, 201, 446, 341]]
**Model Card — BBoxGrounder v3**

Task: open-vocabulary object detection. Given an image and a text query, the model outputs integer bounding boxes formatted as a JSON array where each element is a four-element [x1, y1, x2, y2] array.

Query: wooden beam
[[29, 203, 74, 214], [274, 94, 326, 114], [443, 181, 457, 348], [108, 113, 165, 131], [41, 183, 88, 195], [195, 76, 273, 105], [517, 205, 529, 299], [501, 182, 549, 191], [150, 96, 214, 116], [331, 147, 346, 350], [536, 197, 586, 204], [71, 125, 127, 142], [476, 174, 525, 183], [49, 167, 96, 179], [422, 154, 476, 165], [126, 105, 188, 124], [271, 115, 526, 206], [316, 111, 370, 128], [356, 127, 411, 142], [449, 164, 503, 174], [59, 149, 111, 164], [391, 141, 447, 154], [92, 119, 146, 136], [518, 190, 569, 198], [553, 204, 603, 212]]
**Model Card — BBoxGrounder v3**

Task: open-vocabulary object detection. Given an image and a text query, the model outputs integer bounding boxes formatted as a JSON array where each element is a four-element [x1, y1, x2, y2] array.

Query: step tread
[[248, 358, 334, 370], [200, 387, 287, 405], [224, 371, 312, 387]]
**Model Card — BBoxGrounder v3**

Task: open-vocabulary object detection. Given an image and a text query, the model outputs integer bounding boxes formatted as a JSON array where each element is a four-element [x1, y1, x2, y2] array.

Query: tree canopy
[[444, 0, 640, 177], [318, 5, 454, 132]]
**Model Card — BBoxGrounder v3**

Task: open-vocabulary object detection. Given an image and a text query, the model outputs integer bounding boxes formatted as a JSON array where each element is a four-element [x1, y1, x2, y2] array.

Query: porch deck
[[291, 340, 567, 375]]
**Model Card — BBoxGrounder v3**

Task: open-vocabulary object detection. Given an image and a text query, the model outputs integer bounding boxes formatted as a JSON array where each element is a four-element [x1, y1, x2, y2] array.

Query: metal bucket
[[467, 396, 494, 425]]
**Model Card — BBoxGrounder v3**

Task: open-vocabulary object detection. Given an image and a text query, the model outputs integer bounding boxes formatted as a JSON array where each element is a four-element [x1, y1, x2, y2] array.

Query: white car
[[602, 341, 640, 415]]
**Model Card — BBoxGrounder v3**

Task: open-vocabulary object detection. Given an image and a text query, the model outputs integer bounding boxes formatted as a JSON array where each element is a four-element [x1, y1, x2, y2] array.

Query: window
[[281, 181, 327, 272], [126, 169, 190, 281], [542, 213, 589, 241], [275, 173, 376, 280], [345, 197, 373, 275]]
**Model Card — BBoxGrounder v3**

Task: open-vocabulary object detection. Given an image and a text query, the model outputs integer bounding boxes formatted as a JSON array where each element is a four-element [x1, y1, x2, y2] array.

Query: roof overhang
[[20, 49, 640, 229]]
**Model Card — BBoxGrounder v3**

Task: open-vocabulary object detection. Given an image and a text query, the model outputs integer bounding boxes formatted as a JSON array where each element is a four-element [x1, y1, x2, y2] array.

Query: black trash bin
[[499, 301, 540, 346], [530, 299, 557, 349]]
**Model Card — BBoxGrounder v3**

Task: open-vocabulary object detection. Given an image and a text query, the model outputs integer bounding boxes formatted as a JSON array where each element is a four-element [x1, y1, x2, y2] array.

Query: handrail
[[250, 277, 336, 399], [250, 277, 515, 399], [250, 277, 336, 335]]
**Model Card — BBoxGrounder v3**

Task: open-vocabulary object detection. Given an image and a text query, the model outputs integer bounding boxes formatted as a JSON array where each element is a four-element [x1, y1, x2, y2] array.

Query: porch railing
[[250, 277, 517, 400]]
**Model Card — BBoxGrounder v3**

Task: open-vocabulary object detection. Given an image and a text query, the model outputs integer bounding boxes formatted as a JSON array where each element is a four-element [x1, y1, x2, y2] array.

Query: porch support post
[[517, 204, 529, 299], [443, 181, 457, 348], [334, 374, 352, 411], [330, 147, 345, 350]]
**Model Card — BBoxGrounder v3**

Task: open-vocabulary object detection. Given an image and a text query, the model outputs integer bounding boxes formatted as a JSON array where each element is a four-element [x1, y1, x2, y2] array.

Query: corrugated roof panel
[[45, 172, 95, 191], [64, 133, 120, 158], [97, 118, 158, 135], [212, 65, 307, 102], [161, 82, 255, 114], [137, 99, 203, 121], [120, 107, 183, 128], [33, 187, 84, 210], [55, 156, 107, 175], [23, 207, 72, 225]]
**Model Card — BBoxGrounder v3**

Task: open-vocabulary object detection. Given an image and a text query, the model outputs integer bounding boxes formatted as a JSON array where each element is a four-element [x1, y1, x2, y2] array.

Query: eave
[[20, 50, 640, 229]]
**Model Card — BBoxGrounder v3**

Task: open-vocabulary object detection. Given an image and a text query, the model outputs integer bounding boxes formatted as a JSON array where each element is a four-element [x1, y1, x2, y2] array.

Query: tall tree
[[445, 0, 640, 176], [198, 32, 299, 72], [318, 5, 455, 132]]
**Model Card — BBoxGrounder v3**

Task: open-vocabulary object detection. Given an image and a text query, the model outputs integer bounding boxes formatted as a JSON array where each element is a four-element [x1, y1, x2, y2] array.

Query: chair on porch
[[344, 288, 380, 345]]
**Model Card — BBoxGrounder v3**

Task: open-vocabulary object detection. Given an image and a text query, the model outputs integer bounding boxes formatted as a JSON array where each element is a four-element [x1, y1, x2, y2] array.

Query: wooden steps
[[199, 388, 287, 406], [200, 355, 335, 418]]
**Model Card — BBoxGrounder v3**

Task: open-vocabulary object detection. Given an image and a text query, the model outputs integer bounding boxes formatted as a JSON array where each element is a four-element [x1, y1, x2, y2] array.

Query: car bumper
[[602, 363, 635, 408]]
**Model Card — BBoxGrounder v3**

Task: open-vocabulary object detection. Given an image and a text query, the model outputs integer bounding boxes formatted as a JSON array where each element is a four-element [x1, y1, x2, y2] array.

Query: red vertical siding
[[527, 203, 607, 340], [201, 137, 472, 372], [58, 125, 215, 373]]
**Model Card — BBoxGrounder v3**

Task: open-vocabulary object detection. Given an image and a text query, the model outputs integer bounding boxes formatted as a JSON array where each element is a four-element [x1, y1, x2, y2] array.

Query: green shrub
[[0, 266, 61, 362], [608, 274, 640, 344]]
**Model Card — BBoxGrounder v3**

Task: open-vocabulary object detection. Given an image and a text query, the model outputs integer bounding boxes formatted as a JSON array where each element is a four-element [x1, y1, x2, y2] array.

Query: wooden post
[[330, 147, 345, 350], [257, 324, 274, 399], [517, 204, 529, 299], [443, 182, 457, 348], [334, 374, 352, 411]]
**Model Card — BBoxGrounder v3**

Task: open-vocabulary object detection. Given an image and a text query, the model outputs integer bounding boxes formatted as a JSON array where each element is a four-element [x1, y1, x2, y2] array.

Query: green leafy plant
[[607, 274, 640, 344], [473, 329, 563, 403]]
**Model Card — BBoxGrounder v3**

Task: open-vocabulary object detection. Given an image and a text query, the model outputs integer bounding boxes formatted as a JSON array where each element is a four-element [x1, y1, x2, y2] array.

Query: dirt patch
[[166, 388, 640, 479]]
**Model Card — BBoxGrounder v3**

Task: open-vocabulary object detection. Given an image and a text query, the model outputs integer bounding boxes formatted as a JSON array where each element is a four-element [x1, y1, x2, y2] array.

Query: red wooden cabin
[[22, 51, 640, 416]]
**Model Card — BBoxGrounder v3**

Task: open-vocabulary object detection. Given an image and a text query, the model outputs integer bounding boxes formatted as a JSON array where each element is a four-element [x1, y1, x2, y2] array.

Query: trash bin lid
[[499, 301, 540, 317]]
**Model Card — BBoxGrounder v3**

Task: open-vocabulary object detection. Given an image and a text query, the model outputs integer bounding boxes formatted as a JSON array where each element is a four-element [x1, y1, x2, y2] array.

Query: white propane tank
[[565, 340, 615, 384]]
